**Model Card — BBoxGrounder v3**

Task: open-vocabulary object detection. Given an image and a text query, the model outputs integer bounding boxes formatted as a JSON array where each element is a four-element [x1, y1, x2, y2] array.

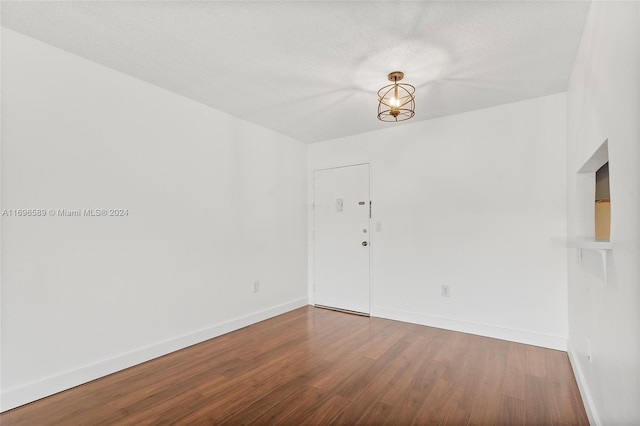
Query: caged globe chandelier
[[377, 71, 415, 122]]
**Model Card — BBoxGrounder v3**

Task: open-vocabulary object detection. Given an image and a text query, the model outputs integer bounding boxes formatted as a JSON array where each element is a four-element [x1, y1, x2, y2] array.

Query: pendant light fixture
[[377, 71, 415, 122]]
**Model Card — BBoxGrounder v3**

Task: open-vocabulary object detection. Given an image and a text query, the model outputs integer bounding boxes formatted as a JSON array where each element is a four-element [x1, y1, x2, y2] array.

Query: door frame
[[311, 162, 373, 314]]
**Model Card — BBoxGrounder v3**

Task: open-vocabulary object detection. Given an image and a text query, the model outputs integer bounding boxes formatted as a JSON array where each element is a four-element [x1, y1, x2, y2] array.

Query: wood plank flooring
[[0, 306, 588, 425]]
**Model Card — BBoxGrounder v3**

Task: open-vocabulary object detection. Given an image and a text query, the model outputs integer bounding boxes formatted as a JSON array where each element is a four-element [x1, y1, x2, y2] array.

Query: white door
[[314, 164, 370, 314]]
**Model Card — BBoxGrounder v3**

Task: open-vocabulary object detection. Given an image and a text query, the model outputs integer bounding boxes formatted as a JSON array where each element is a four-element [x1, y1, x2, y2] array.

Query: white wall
[[0, 28, 308, 411], [566, 2, 640, 424], [309, 93, 568, 350]]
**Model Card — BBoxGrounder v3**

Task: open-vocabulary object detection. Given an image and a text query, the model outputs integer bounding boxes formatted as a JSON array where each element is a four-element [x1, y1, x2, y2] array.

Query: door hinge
[[369, 200, 372, 219]]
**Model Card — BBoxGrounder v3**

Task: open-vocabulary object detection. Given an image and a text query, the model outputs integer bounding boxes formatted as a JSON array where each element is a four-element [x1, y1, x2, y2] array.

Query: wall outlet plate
[[441, 285, 450, 297]]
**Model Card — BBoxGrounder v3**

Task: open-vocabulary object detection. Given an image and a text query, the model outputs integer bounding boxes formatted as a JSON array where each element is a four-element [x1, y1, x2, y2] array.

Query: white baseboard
[[373, 307, 567, 351], [567, 344, 599, 425], [1, 297, 308, 412]]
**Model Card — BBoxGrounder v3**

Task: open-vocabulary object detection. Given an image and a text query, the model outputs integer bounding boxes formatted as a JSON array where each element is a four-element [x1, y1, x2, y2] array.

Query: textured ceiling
[[1, 1, 591, 143]]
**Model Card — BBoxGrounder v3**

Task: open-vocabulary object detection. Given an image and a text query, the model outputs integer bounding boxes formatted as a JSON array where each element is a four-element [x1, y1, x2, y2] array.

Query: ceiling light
[[377, 71, 415, 122]]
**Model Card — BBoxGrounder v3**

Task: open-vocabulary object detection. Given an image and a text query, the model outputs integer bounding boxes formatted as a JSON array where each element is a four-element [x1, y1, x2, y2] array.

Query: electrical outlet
[[253, 280, 260, 293], [441, 285, 450, 298], [587, 337, 592, 362]]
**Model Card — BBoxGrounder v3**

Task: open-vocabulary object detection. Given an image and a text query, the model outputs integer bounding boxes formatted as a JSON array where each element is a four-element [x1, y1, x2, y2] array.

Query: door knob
[[362, 241, 368, 246]]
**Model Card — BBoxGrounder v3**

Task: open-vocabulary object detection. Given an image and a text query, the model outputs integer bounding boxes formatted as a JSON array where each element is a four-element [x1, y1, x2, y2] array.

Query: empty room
[[1, 1, 638, 425]]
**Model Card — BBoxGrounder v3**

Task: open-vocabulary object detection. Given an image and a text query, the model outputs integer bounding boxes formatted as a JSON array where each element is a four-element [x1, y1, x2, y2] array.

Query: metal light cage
[[377, 71, 415, 122]]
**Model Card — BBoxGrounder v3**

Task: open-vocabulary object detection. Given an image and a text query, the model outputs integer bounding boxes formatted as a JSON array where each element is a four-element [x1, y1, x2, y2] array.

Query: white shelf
[[565, 238, 612, 250], [553, 237, 611, 283]]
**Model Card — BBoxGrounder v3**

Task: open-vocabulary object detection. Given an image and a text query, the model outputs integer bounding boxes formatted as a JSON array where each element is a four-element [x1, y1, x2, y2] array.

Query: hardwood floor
[[1, 306, 588, 425]]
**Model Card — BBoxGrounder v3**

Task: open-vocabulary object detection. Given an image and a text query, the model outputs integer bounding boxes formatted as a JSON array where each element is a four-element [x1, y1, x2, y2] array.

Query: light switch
[[336, 198, 343, 212]]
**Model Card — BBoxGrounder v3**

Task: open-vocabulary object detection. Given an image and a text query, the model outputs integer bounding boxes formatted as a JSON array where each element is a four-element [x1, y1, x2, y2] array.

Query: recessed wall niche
[[594, 162, 610, 240], [577, 140, 610, 241]]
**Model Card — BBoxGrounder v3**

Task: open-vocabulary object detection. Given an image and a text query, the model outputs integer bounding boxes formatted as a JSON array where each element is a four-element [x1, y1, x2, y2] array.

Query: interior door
[[314, 164, 370, 314]]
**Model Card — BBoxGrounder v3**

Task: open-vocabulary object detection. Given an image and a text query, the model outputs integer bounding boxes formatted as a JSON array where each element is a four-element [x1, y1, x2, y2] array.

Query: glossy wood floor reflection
[[1, 306, 588, 425]]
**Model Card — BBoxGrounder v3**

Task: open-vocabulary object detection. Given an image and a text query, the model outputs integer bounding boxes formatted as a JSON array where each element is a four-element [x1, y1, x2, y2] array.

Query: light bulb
[[390, 82, 400, 107]]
